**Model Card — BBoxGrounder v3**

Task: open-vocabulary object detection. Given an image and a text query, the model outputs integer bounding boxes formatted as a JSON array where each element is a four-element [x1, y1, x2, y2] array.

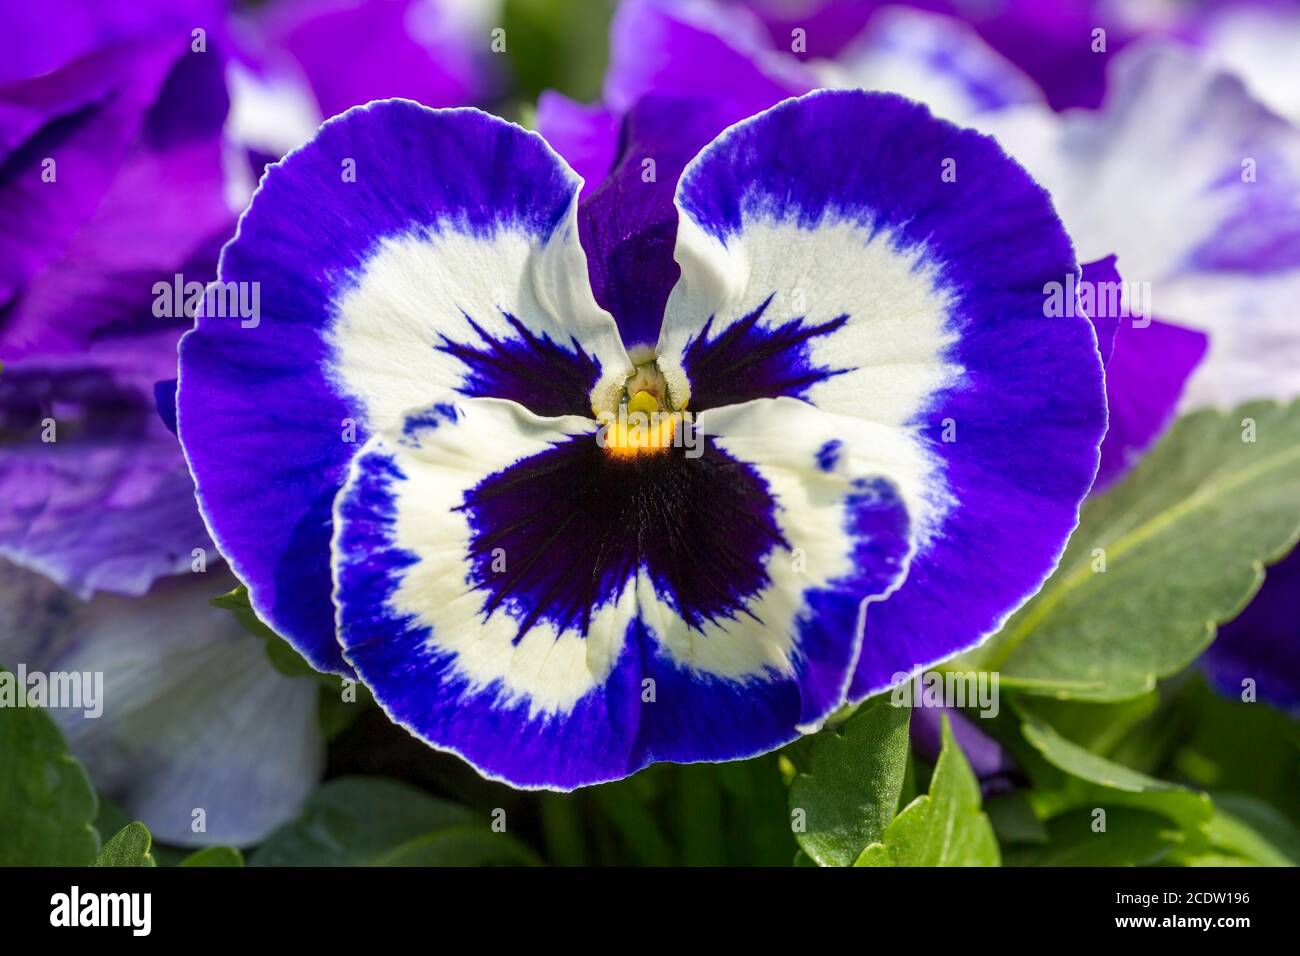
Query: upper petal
[[568, 93, 756, 349], [657, 89, 1107, 699], [178, 101, 631, 674]]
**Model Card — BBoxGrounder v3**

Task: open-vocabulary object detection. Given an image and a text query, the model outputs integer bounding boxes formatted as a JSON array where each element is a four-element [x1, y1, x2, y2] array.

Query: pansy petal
[[0, 355, 213, 598], [0, 37, 187, 329], [1097, 317, 1208, 489], [178, 101, 631, 674], [1077, 255, 1208, 489], [820, 6, 1044, 125], [1, 40, 232, 360], [0, 0, 222, 86], [574, 94, 756, 349], [910, 703, 1019, 796], [0, 563, 324, 847], [256, 0, 497, 120], [605, 0, 814, 119], [535, 91, 620, 198], [332, 395, 912, 788], [1199, 3, 1300, 127], [981, 43, 1300, 408], [657, 90, 1106, 699], [1202, 550, 1300, 714]]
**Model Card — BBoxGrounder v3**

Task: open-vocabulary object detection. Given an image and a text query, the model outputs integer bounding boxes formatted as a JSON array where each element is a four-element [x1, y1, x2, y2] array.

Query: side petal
[[1078, 255, 1208, 489], [331, 395, 912, 788], [657, 89, 1107, 699], [178, 101, 631, 674]]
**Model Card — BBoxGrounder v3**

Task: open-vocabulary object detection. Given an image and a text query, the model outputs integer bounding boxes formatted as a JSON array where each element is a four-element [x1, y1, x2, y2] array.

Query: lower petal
[[331, 396, 912, 788]]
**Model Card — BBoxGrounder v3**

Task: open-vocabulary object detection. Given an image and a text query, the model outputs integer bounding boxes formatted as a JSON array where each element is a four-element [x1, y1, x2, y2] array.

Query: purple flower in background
[[729, 0, 1176, 111], [0, 32, 230, 595], [178, 89, 1105, 789], [1193, 0, 1300, 127], [910, 703, 1019, 796], [0, 0, 498, 839], [1202, 550, 1300, 714], [251, 0, 498, 121]]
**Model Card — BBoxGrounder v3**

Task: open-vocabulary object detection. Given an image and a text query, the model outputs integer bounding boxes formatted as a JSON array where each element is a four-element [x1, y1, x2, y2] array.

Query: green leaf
[[210, 585, 322, 681], [1195, 794, 1300, 867], [538, 793, 589, 867], [853, 715, 1000, 866], [1167, 677, 1300, 825], [973, 401, 1300, 700], [93, 822, 155, 867], [93, 796, 133, 848], [179, 846, 245, 867], [1018, 709, 1213, 837], [250, 777, 485, 866], [787, 697, 911, 866], [1017, 693, 1160, 756], [589, 775, 675, 867], [209, 583, 276, 640], [984, 791, 1049, 846], [715, 754, 801, 867], [1004, 808, 1179, 867], [676, 765, 725, 867], [370, 826, 539, 866], [0, 670, 99, 866]]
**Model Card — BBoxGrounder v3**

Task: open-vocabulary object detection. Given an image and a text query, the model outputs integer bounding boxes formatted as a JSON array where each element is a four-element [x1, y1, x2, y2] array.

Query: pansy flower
[[179, 90, 1106, 788]]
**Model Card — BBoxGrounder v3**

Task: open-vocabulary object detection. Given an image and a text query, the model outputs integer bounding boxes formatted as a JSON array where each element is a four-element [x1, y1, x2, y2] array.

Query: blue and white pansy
[[178, 91, 1107, 789]]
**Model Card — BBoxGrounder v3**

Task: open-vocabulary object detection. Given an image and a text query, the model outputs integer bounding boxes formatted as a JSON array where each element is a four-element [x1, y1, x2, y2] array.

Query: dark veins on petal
[[682, 294, 851, 411], [458, 432, 787, 642], [437, 310, 600, 418]]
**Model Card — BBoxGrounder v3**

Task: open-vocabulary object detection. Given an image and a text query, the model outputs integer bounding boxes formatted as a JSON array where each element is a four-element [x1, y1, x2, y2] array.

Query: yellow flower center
[[594, 357, 692, 457]]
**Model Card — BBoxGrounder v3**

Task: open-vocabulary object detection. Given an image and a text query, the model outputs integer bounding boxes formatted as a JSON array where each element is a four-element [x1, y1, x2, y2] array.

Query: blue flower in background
[[178, 90, 1106, 788]]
